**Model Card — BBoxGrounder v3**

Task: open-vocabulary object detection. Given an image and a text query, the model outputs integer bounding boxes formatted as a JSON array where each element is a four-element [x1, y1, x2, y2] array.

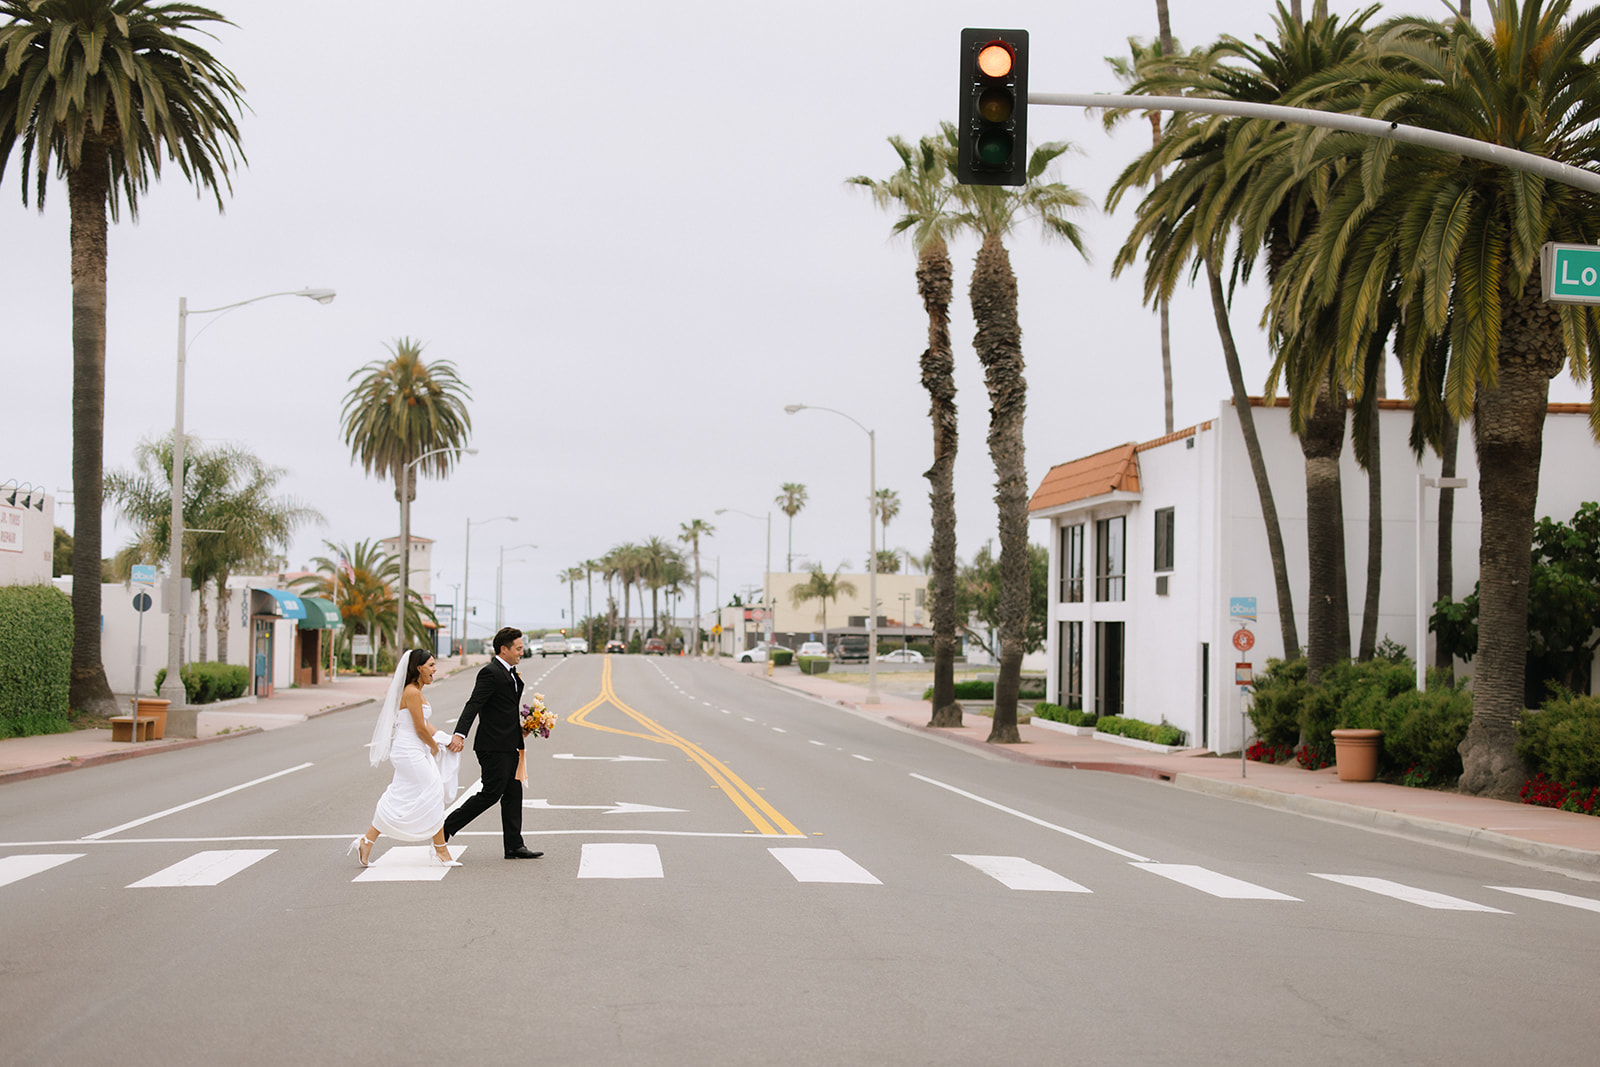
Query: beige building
[[710, 570, 930, 655]]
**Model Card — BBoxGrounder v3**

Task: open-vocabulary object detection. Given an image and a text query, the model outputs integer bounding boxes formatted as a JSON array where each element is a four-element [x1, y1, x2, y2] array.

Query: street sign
[[1235, 662, 1253, 686], [1542, 242, 1600, 304], [1232, 628, 1255, 653], [1229, 597, 1257, 623], [132, 592, 153, 613], [131, 565, 157, 586]]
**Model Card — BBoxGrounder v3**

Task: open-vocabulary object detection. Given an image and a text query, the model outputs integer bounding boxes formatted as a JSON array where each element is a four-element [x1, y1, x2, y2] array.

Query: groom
[[443, 627, 543, 859]]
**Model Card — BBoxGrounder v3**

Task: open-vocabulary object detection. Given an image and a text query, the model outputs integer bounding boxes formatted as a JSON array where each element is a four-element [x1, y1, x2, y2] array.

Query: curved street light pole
[[397, 446, 478, 659], [715, 507, 773, 656], [162, 289, 335, 710], [785, 404, 879, 705], [497, 543, 539, 631], [462, 514, 517, 662]]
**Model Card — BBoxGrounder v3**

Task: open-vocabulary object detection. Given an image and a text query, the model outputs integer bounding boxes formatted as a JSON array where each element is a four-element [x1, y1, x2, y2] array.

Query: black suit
[[442, 657, 527, 852]]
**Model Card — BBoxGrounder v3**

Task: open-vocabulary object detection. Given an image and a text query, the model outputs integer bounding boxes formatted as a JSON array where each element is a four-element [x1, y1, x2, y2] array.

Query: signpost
[[129, 586, 154, 746], [1541, 242, 1600, 304]]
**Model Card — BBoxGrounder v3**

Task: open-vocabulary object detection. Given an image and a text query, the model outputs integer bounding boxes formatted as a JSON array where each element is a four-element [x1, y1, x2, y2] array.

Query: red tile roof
[[1028, 442, 1140, 513]]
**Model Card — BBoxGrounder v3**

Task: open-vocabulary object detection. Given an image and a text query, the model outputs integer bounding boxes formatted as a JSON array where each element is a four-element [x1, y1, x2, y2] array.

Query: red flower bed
[[1521, 773, 1600, 816]]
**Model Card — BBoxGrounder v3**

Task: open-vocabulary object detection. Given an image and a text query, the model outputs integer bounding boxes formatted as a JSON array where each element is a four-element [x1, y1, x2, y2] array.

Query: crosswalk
[[3, 844, 1598, 922]]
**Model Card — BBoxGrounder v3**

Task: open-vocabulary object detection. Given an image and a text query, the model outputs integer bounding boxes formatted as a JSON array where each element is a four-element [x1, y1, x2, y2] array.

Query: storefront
[[249, 588, 306, 697], [296, 596, 342, 687]]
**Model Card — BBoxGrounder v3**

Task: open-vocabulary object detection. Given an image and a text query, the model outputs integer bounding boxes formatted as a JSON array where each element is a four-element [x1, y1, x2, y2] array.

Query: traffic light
[[957, 28, 1029, 186]]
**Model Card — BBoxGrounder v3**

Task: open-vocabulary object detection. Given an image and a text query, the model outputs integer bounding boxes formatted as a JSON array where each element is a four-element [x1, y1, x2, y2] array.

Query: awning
[[251, 587, 307, 620], [298, 596, 342, 630]]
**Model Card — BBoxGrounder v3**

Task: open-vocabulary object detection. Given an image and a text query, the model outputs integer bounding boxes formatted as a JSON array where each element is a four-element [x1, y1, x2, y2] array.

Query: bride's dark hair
[[403, 648, 436, 687]]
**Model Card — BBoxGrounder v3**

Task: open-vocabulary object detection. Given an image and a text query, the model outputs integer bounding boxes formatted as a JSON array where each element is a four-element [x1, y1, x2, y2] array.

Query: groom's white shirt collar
[[495, 654, 518, 671]]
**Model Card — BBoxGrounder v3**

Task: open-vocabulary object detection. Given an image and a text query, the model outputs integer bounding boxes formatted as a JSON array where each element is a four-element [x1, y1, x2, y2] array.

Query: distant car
[[567, 636, 589, 654], [878, 648, 925, 663], [605, 639, 626, 654], [540, 632, 569, 657], [797, 641, 828, 657], [832, 634, 871, 662], [643, 637, 667, 655], [736, 645, 771, 663]]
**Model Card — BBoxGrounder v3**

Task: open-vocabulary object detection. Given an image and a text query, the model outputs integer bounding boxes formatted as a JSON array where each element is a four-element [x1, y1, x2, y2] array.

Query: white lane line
[[953, 854, 1092, 893], [851, 754, 873, 762], [128, 849, 276, 888], [809, 740, 827, 746], [354, 844, 465, 883], [910, 773, 1152, 862], [578, 842, 663, 879], [720, 709, 731, 714], [82, 763, 315, 841], [772, 727, 787, 734], [1486, 886, 1600, 913], [0, 853, 84, 888], [743, 717, 755, 722], [1312, 874, 1509, 912], [1, 829, 805, 847], [1134, 863, 1299, 900], [770, 847, 881, 884]]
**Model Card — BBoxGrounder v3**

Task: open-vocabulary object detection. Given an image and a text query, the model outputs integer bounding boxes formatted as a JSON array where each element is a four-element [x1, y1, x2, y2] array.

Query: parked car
[[878, 648, 925, 663], [643, 637, 667, 655], [832, 634, 871, 662], [540, 632, 569, 657], [736, 644, 772, 663], [797, 641, 828, 657], [604, 639, 626, 654], [566, 636, 589, 654]]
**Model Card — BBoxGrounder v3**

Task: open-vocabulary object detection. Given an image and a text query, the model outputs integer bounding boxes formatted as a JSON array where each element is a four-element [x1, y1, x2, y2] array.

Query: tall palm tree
[[872, 489, 901, 557], [1, 0, 246, 715], [774, 483, 807, 572], [608, 542, 645, 641], [340, 338, 471, 650], [583, 558, 601, 633], [292, 539, 434, 670], [678, 518, 714, 655], [560, 566, 584, 634], [638, 536, 678, 637], [849, 128, 966, 726], [106, 434, 321, 664], [953, 142, 1092, 745], [789, 565, 858, 650], [1266, 0, 1600, 794]]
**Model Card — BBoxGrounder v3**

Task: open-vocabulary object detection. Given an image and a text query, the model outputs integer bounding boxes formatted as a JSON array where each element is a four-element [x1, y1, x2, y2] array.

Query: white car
[[566, 636, 588, 654], [736, 645, 772, 663], [797, 641, 828, 657], [877, 648, 925, 663], [539, 632, 569, 657]]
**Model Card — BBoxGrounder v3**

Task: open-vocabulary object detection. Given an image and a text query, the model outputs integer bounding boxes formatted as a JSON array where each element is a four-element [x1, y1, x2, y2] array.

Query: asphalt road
[[3, 654, 1597, 1066]]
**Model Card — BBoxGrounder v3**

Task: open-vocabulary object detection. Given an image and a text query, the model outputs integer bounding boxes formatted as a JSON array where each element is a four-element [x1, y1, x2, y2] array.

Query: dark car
[[832, 634, 871, 662], [643, 637, 668, 655], [604, 639, 626, 654]]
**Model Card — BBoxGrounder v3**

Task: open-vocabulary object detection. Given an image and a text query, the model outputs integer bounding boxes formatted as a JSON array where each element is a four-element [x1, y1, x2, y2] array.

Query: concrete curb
[[306, 697, 376, 721], [0, 727, 266, 787]]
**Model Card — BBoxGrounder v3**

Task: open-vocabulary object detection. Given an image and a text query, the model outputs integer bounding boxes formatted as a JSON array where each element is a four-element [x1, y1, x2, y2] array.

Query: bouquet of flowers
[[521, 692, 557, 739]]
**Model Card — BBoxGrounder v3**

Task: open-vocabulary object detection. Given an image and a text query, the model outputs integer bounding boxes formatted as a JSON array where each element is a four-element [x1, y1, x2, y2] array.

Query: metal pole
[[398, 451, 411, 658], [765, 511, 772, 648], [1416, 473, 1428, 694], [461, 516, 471, 663], [867, 427, 879, 705], [161, 298, 191, 707]]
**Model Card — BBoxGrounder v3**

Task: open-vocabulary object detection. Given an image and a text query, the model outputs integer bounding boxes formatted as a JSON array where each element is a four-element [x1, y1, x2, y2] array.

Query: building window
[[1095, 516, 1125, 602], [1060, 523, 1084, 603], [915, 588, 926, 607], [1095, 621, 1125, 716], [1154, 507, 1175, 573], [1059, 621, 1083, 709]]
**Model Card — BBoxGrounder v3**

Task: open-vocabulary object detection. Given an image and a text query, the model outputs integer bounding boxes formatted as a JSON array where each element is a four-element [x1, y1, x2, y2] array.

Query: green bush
[[627, 633, 642, 655], [770, 649, 794, 667], [1383, 677, 1473, 779], [1096, 715, 1186, 747], [0, 584, 72, 738], [1248, 658, 1308, 747], [1033, 701, 1098, 728], [1518, 690, 1600, 788], [152, 662, 250, 704], [797, 656, 830, 675]]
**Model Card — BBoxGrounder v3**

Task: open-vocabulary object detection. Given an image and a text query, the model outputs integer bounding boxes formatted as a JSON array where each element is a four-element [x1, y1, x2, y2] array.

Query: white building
[[707, 571, 931, 656], [1029, 399, 1600, 754], [0, 486, 54, 586]]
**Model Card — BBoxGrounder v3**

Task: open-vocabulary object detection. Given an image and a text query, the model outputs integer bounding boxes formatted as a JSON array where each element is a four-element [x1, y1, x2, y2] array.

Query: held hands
[[448, 735, 465, 753]]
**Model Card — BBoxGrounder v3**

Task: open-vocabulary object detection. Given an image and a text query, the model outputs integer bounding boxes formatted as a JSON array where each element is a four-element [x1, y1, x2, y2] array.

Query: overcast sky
[[6, 0, 1590, 637]]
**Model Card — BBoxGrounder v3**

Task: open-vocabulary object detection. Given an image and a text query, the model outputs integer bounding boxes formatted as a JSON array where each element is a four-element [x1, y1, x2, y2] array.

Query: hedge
[[1518, 690, 1600, 788], [0, 584, 72, 738], [1033, 701, 1098, 728], [1096, 714, 1186, 747], [921, 679, 1046, 701], [771, 649, 794, 667], [797, 656, 830, 675], [153, 662, 250, 704]]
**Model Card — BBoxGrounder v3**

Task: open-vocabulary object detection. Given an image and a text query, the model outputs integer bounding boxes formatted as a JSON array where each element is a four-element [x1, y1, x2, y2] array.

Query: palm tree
[[560, 566, 584, 634], [106, 434, 321, 664], [774, 483, 807, 572], [849, 128, 966, 726], [608, 542, 646, 641], [872, 489, 901, 556], [340, 338, 471, 650], [678, 518, 714, 655], [1, 0, 246, 715], [1266, 0, 1600, 793], [789, 565, 858, 650], [952, 142, 1092, 745], [292, 539, 433, 671], [638, 536, 679, 637]]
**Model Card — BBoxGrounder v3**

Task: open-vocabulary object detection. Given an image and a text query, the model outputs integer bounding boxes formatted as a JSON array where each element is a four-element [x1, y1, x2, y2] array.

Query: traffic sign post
[[129, 589, 155, 745], [1235, 662, 1253, 778], [1541, 242, 1600, 304]]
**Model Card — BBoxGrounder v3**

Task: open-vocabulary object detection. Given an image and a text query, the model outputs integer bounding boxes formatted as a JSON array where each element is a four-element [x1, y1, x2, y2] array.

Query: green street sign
[[1541, 242, 1600, 304]]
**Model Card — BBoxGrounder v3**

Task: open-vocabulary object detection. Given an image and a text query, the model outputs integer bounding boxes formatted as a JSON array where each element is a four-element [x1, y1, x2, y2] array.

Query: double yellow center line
[[567, 657, 802, 837]]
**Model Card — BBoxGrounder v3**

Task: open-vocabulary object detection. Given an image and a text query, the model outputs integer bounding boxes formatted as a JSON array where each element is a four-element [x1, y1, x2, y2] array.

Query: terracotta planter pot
[[135, 698, 171, 741], [1331, 728, 1382, 782]]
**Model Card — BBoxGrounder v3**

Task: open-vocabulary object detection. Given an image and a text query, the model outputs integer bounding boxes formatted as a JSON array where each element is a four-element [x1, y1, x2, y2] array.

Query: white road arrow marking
[[551, 754, 665, 762], [525, 800, 687, 814]]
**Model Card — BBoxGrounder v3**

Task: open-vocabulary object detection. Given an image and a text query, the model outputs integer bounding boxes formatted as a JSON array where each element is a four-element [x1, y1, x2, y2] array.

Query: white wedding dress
[[371, 701, 447, 841]]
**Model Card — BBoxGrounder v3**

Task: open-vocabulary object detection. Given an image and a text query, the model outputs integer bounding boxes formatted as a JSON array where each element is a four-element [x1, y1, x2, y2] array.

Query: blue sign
[[1229, 597, 1257, 622], [131, 564, 157, 586]]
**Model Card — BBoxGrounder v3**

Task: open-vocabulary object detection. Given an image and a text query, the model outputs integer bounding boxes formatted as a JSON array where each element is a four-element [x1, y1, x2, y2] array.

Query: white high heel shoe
[[347, 835, 374, 867], [431, 845, 462, 868]]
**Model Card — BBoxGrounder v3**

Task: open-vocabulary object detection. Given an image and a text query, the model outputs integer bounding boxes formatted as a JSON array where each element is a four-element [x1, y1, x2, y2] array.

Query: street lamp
[[462, 515, 516, 661], [1416, 473, 1468, 692], [497, 543, 539, 630], [716, 507, 772, 654], [898, 591, 911, 649], [785, 403, 879, 705], [397, 446, 478, 657], [161, 288, 335, 707]]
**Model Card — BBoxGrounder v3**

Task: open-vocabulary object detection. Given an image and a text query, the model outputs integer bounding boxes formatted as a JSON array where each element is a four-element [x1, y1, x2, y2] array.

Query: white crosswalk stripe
[[953, 854, 1091, 893], [1311, 874, 1510, 912], [578, 842, 662, 879], [129, 849, 275, 888], [770, 847, 881, 884], [0, 853, 84, 888], [1133, 862, 1300, 900], [1485, 886, 1600, 913], [353, 845, 465, 883]]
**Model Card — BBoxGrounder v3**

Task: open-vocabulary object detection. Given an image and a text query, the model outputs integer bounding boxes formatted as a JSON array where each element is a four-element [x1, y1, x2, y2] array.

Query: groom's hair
[[493, 627, 523, 655]]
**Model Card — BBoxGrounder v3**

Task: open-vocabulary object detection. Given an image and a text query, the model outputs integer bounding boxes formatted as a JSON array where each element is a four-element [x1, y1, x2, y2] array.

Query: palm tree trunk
[[216, 576, 233, 664], [1433, 418, 1459, 680], [1302, 374, 1352, 684], [66, 144, 118, 716], [1358, 406, 1383, 661], [691, 543, 701, 656], [1458, 280, 1561, 796], [1154, 0, 1176, 437], [971, 232, 1028, 744], [918, 241, 963, 728], [197, 587, 211, 663], [1206, 257, 1301, 661]]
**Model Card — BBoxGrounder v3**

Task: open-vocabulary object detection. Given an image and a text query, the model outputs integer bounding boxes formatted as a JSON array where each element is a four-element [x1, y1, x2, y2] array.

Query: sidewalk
[[722, 659, 1600, 877], [0, 657, 485, 785]]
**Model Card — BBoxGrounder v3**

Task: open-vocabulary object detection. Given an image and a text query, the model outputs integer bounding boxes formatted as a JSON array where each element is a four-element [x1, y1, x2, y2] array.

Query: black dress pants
[[442, 749, 523, 853]]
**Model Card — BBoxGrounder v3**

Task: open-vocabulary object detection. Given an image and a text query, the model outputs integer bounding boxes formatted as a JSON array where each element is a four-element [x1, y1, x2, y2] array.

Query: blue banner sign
[[1229, 597, 1257, 622]]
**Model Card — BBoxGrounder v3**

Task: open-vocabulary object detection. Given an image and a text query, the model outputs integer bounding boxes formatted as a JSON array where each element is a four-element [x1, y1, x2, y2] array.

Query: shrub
[[154, 662, 251, 704], [1517, 690, 1600, 789], [1383, 677, 1473, 781], [770, 649, 794, 667], [1248, 658, 1308, 747], [0, 584, 72, 738], [797, 656, 830, 675], [1096, 715, 1186, 747], [1034, 702, 1097, 728]]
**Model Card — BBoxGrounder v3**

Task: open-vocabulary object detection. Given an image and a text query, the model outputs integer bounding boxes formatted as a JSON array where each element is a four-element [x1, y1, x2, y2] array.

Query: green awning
[[298, 596, 342, 630]]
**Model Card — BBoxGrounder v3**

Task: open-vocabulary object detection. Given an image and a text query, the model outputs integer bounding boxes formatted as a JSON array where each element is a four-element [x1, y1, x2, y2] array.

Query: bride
[[349, 648, 461, 867]]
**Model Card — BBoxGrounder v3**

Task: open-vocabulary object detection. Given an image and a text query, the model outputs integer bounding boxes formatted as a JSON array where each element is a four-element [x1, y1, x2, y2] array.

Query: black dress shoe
[[505, 846, 544, 859]]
